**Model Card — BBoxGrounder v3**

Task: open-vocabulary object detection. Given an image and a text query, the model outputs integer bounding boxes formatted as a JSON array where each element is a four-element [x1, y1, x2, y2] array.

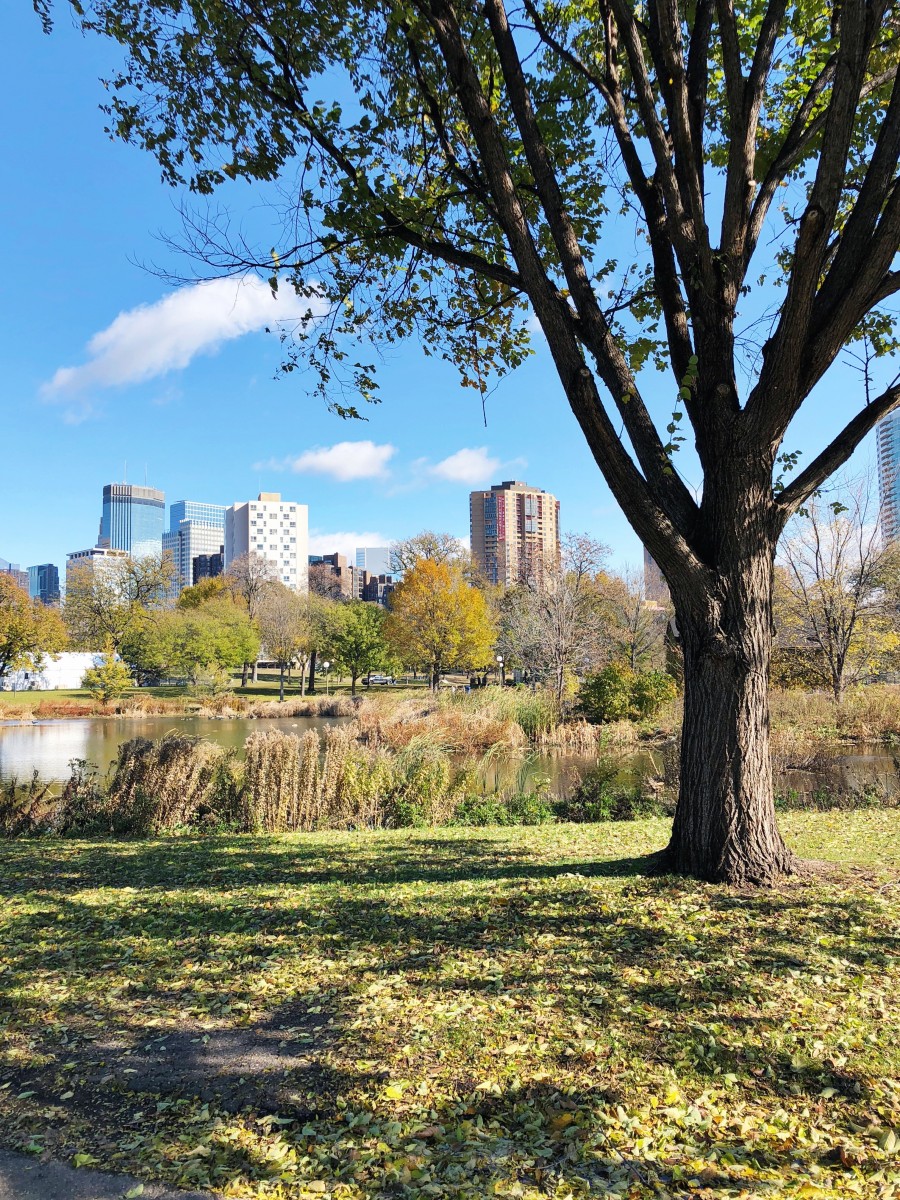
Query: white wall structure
[[0, 652, 103, 692], [224, 492, 309, 591]]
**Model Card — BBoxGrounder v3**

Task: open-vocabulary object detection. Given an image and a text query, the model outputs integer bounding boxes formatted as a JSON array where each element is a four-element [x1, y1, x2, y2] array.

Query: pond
[[2, 716, 899, 805]]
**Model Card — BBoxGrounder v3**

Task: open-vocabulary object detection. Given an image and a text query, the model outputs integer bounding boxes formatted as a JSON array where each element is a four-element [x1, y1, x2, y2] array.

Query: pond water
[[2, 715, 899, 804]]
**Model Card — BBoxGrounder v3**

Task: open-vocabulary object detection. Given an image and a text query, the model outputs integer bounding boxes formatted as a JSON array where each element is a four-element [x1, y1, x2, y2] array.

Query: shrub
[[578, 665, 677, 724], [452, 789, 557, 826], [82, 650, 133, 703], [558, 760, 671, 822]]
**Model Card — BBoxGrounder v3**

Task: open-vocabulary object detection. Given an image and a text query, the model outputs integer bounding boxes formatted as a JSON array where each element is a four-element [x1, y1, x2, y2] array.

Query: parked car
[[366, 674, 395, 685]]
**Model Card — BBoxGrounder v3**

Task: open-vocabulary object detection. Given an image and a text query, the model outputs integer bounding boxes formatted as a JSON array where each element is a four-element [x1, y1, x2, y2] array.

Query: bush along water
[[0, 735, 676, 838]]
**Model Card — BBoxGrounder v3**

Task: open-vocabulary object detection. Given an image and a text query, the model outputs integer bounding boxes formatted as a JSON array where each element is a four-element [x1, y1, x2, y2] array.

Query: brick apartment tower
[[470, 480, 560, 587]]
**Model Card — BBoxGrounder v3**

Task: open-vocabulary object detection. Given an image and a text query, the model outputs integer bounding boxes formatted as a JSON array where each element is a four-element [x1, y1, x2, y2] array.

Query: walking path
[[0, 1149, 218, 1200]]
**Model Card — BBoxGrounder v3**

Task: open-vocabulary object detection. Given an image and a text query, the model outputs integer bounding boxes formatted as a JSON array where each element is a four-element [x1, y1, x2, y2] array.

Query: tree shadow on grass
[[0, 836, 895, 1196], [0, 831, 660, 898]]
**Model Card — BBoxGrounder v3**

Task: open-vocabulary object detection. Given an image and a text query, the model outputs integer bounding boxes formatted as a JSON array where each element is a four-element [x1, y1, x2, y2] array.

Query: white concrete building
[[224, 492, 309, 591], [0, 651, 103, 692], [65, 546, 128, 591]]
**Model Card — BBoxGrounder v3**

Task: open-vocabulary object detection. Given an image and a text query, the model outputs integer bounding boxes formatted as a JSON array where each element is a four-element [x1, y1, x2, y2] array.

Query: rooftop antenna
[[144, 463, 148, 486], [124, 460, 127, 483]]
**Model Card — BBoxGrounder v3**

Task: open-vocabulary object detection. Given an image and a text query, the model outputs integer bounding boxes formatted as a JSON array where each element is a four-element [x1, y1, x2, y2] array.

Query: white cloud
[[264, 441, 396, 482], [43, 276, 327, 397], [430, 446, 501, 485], [309, 530, 389, 561]]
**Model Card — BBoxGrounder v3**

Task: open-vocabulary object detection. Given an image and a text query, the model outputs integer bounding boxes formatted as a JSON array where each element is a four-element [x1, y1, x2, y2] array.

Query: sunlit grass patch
[[0, 814, 898, 1197]]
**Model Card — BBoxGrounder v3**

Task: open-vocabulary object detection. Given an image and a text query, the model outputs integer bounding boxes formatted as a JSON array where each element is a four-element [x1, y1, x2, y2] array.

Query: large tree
[[777, 474, 900, 700], [0, 575, 67, 682], [64, 554, 174, 652], [43, 0, 900, 881], [329, 600, 392, 694]]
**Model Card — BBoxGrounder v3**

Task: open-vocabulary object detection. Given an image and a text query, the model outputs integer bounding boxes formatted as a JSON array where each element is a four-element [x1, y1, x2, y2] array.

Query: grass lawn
[[1, 814, 898, 1198]]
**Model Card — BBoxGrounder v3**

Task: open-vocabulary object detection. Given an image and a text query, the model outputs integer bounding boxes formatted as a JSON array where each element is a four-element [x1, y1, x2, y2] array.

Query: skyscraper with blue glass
[[877, 413, 900, 542], [163, 500, 226, 594], [98, 483, 165, 559]]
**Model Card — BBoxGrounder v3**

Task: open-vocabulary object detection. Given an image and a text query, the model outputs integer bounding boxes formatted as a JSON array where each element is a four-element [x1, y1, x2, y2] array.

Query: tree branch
[[483, 0, 699, 528], [775, 378, 900, 519]]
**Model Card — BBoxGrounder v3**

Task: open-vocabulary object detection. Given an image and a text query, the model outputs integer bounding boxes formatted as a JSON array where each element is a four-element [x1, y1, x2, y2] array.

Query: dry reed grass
[[771, 686, 900, 750], [107, 735, 227, 833]]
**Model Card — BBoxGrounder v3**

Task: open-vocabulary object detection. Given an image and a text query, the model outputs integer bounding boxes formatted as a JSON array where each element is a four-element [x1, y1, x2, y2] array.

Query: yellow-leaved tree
[[385, 560, 495, 690]]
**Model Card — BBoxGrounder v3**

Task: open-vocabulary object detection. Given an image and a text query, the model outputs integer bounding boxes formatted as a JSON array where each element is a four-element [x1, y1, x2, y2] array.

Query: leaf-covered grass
[[0, 814, 898, 1198]]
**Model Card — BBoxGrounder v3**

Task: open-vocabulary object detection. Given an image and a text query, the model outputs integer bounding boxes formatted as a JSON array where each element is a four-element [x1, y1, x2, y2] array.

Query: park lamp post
[[322, 660, 331, 695], [496, 654, 504, 687]]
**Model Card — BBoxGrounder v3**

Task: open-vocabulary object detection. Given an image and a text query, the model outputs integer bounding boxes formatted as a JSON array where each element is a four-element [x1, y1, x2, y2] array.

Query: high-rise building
[[224, 492, 309, 591], [469, 480, 560, 587], [162, 500, 226, 595], [98, 483, 165, 559], [309, 553, 354, 598], [643, 548, 670, 604], [27, 563, 60, 605], [354, 547, 392, 598], [66, 546, 129, 590], [0, 558, 29, 593], [877, 412, 900, 542]]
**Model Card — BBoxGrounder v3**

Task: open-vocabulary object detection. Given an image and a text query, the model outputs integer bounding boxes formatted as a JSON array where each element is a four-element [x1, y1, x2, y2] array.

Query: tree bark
[[241, 662, 248, 688], [351, 671, 358, 696], [308, 649, 317, 694], [279, 664, 285, 702], [663, 508, 794, 884], [252, 661, 259, 683]]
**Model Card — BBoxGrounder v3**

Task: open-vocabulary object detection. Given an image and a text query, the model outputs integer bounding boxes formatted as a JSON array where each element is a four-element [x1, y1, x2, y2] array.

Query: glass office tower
[[99, 483, 165, 559], [877, 412, 900, 543]]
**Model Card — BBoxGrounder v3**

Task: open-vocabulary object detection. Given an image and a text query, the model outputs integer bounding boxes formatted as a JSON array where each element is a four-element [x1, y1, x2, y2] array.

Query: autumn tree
[[777, 476, 899, 700], [257, 585, 314, 701], [329, 601, 392, 694], [499, 534, 609, 701], [177, 575, 229, 609], [597, 567, 670, 672], [64, 554, 174, 652], [0, 575, 67, 682], [386, 560, 495, 689], [46, 0, 900, 881], [226, 552, 277, 685], [390, 531, 469, 576]]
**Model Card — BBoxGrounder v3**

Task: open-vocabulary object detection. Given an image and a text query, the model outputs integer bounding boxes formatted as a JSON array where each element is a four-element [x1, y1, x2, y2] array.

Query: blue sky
[[1, 7, 881, 578]]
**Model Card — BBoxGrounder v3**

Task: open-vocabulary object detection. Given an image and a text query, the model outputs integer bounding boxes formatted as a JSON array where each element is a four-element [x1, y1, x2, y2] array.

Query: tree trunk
[[252, 661, 259, 683], [279, 664, 285, 702], [308, 649, 317, 694], [351, 671, 358, 696], [241, 662, 248, 687], [664, 537, 794, 885]]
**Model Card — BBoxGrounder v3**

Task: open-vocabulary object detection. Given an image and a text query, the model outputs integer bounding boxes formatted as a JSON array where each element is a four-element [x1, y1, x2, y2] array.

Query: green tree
[[120, 599, 260, 687], [0, 574, 68, 682], [82, 643, 134, 703], [45, 0, 900, 881], [329, 601, 391, 695], [64, 554, 175, 652]]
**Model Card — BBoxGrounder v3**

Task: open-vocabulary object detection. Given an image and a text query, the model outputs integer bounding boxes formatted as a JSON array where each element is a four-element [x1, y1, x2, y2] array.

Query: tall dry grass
[[107, 735, 227, 833], [771, 686, 900, 751]]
